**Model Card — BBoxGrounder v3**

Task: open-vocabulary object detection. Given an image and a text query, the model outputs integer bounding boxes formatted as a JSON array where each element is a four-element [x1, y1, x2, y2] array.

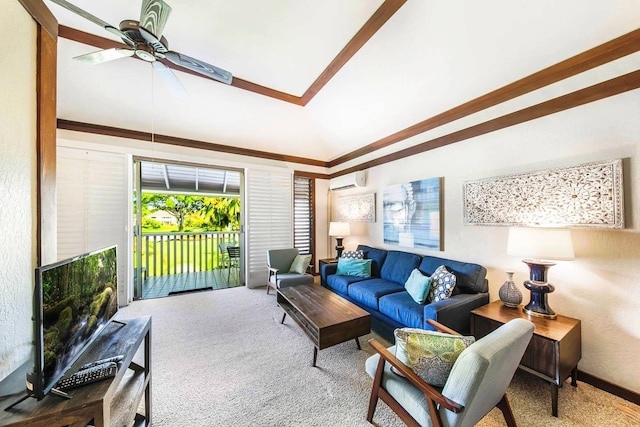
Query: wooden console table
[[0, 316, 151, 427], [471, 301, 581, 417]]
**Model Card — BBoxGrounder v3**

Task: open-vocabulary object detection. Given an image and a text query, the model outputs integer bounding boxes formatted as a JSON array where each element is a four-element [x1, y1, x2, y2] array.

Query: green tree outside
[[135, 193, 240, 233]]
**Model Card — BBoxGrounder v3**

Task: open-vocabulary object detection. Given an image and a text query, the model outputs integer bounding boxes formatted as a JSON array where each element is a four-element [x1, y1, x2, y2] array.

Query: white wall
[[0, 0, 37, 382], [333, 90, 640, 393]]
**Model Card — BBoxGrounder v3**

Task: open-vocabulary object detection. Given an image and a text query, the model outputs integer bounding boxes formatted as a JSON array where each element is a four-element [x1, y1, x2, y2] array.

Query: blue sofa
[[320, 245, 489, 340]]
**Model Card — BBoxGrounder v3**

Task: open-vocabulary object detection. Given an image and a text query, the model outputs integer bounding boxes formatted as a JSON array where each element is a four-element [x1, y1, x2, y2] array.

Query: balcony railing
[[135, 231, 241, 277]]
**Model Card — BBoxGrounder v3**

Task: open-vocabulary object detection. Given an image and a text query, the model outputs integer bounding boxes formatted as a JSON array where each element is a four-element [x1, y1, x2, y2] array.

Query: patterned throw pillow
[[289, 254, 312, 274], [404, 269, 432, 304], [341, 250, 364, 259], [428, 265, 456, 302], [394, 328, 475, 386]]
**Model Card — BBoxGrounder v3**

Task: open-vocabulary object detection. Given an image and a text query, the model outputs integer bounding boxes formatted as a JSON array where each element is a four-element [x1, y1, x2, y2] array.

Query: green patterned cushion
[[404, 268, 432, 304], [428, 265, 457, 302], [394, 328, 475, 386], [288, 254, 312, 274]]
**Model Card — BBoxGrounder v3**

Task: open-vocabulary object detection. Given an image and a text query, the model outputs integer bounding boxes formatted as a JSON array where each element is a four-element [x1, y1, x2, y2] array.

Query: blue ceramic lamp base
[[522, 260, 558, 320]]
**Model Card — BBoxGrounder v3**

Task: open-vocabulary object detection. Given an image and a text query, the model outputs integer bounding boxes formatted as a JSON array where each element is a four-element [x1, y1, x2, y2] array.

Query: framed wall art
[[463, 159, 624, 228], [337, 193, 376, 222], [383, 177, 443, 250]]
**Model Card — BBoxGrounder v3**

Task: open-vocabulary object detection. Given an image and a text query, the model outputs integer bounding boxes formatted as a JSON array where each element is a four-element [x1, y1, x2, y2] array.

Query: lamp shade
[[506, 227, 574, 261], [329, 222, 350, 237]]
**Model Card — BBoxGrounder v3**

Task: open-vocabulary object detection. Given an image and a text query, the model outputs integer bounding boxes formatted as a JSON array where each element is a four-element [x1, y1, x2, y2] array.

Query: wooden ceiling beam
[[332, 70, 640, 178], [328, 28, 640, 167], [57, 0, 406, 106], [300, 0, 407, 105], [56, 119, 327, 167]]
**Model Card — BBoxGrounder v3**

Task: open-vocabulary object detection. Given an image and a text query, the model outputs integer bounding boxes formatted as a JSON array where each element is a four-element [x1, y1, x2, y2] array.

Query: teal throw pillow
[[394, 328, 475, 386], [404, 269, 432, 304], [289, 254, 312, 274], [336, 258, 372, 277], [428, 265, 457, 302]]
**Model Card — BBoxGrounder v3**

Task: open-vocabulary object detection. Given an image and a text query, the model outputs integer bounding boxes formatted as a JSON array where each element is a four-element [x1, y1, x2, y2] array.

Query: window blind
[[57, 146, 129, 303], [293, 176, 314, 269], [246, 169, 292, 288]]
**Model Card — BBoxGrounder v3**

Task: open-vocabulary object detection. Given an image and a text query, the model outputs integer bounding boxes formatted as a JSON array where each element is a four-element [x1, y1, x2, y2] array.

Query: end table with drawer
[[470, 301, 581, 417]]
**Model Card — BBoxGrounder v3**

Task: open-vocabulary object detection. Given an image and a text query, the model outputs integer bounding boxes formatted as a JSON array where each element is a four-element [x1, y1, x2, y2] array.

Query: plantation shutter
[[293, 176, 314, 269], [57, 146, 129, 303], [246, 169, 292, 288]]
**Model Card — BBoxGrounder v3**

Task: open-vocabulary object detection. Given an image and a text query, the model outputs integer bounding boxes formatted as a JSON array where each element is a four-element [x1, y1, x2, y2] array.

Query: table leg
[[355, 337, 361, 350], [570, 366, 578, 387], [312, 347, 318, 367], [280, 312, 286, 324], [551, 384, 559, 417]]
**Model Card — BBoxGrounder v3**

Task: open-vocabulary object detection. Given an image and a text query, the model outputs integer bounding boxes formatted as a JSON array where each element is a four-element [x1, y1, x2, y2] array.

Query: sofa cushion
[[273, 272, 314, 288], [380, 251, 421, 284], [325, 274, 368, 295], [394, 328, 475, 386], [379, 292, 425, 328], [428, 265, 457, 302], [418, 256, 487, 294], [336, 258, 372, 277], [404, 269, 431, 304], [357, 245, 388, 277], [348, 278, 405, 310]]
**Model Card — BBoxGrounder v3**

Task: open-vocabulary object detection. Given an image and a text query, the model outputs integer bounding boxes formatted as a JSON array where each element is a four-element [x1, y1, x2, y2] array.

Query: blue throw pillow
[[336, 258, 372, 277], [404, 268, 432, 304]]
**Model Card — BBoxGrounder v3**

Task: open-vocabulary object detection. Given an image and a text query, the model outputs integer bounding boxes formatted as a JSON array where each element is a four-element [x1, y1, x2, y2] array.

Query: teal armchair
[[365, 318, 534, 426], [266, 248, 313, 294]]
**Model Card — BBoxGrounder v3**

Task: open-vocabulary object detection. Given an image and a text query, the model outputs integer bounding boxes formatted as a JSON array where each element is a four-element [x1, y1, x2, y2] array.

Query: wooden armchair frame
[[367, 319, 517, 427]]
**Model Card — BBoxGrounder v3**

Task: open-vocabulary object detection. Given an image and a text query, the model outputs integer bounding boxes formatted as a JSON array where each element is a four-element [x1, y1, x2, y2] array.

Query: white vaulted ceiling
[[48, 0, 640, 168]]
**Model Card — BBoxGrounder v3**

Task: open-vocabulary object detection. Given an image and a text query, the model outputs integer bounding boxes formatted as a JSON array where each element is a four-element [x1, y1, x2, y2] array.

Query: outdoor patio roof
[[140, 161, 241, 196]]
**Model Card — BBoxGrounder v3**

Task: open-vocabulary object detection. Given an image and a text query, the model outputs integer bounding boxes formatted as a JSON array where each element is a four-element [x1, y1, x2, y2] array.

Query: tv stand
[[0, 316, 151, 427]]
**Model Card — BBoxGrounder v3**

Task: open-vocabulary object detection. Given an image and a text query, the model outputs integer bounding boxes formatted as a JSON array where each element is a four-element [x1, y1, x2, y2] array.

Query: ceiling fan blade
[[73, 48, 134, 64], [140, 0, 172, 39], [48, 0, 135, 47], [164, 51, 233, 85], [152, 61, 188, 98]]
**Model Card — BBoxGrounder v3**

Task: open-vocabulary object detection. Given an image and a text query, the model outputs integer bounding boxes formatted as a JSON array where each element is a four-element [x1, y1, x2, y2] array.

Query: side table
[[318, 258, 337, 277], [318, 258, 338, 268], [470, 301, 581, 417]]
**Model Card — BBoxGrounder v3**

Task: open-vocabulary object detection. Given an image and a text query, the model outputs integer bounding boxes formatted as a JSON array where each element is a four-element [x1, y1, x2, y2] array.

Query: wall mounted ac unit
[[329, 171, 366, 191]]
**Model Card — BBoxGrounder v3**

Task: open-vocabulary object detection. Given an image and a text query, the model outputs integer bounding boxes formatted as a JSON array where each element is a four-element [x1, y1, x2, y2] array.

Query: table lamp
[[506, 227, 574, 319], [329, 222, 350, 259]]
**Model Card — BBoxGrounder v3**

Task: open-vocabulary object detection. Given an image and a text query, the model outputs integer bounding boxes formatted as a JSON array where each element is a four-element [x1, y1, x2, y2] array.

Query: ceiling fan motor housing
[[119, 19, 169, 61]]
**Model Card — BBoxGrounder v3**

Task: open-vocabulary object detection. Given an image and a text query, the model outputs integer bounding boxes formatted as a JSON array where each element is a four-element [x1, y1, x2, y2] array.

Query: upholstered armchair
[[266, 248, 313, 294], [365, 318, 534, 427]]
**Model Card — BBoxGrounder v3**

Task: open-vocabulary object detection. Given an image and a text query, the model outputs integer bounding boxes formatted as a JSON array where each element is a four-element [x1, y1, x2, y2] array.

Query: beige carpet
[[117, 286, 640, 426]]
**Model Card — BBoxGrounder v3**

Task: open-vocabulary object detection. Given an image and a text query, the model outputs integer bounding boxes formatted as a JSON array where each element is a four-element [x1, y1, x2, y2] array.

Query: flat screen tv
[[31, 245, 118, 399]]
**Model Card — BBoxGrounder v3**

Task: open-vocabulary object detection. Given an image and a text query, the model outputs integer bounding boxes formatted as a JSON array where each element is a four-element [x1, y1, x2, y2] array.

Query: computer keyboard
[[55, 361, 118, 391]]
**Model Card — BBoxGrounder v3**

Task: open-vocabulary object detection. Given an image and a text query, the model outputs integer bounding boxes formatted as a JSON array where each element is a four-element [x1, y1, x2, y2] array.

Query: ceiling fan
[[50, 0, 233, 94]]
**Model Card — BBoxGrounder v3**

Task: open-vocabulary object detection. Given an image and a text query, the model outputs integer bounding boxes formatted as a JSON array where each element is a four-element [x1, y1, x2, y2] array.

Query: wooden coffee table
[[277, 285, 371, 367]]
